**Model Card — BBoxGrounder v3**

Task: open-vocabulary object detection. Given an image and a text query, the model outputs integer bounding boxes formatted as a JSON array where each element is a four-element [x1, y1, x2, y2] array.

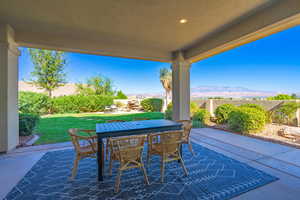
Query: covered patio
[[1, 128, 300, 199], [1, 0, 300, 199]]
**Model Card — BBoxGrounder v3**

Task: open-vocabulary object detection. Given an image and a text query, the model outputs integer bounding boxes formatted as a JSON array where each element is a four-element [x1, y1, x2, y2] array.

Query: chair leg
[[109, 154, 113, 176], [106, 138, 109, 161], [160, 156, 165, 183], [114, 169, 122, 193], [188, 142, 195, 156], [71, 156, 80, 179], [141, 164, 150, 185], [147, 151, 151, 166], [179, 156, 188, 176], [101, 142, 105, 175]]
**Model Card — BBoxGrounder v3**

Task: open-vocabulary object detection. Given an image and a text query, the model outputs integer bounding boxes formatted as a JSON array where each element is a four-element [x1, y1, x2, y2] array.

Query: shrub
[[19, 91, 50, 114], [272, 102, 300, 125], [240, 103, 270, 123], [192, 108, 210, 125], [215, 104, 237, 124], [19, 113, 40, 136], [141, 98, 163, 112], [164, 102, 201, 120], [115, 90, 128, 99], [240, 103, 265, 112], [228, 107, 266, 134], [190, 101, 199, 115], [115, 101, 125, 108], [164, 103, 173, 120], [267, 94, 296, 100], [51, 95, 114, 113]]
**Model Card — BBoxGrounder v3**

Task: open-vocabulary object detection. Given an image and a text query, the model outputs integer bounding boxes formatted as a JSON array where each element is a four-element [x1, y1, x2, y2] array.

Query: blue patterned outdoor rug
[[5, 143, 278, 200]]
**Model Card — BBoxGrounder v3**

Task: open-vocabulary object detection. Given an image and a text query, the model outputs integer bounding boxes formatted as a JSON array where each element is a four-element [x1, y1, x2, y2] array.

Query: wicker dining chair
[[147, 130, 188, 183], [68, 128, 97, 179], [109, 135, 149, 193], [105, 120, 126, 161], [176, 120, 195, 156]]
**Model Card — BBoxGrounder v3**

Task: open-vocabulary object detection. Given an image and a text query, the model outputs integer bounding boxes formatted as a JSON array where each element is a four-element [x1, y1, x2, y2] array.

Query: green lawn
[[35, 112, 164, 145]]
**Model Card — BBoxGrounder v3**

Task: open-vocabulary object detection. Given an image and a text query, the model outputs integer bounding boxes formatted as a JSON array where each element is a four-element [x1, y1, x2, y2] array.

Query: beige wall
[[195, 99, 288, 112], [194, 99, 300, 126], [7, 48, 19, 150], [0, 42, 9, 152], [0, 24, 19, 152]]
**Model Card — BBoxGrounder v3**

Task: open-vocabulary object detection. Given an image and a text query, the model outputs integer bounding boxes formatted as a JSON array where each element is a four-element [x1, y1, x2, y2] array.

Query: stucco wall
[[7, 48, 19, 151], [0, 24, 19, 152], [194, 99, 295, 114], [193, 99, 300, 127]]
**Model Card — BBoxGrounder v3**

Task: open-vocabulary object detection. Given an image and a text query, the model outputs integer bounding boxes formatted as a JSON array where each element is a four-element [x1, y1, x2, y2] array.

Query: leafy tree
[[76, 75, 115, 96], [115, 90, 128, 99], [159, 67, 172, 111], [267, 94, 296, 100], [273, 102, 300, 125], [291, 93, 298, 99], [29, 48, 66, 97], [76, 83, 95, 96]]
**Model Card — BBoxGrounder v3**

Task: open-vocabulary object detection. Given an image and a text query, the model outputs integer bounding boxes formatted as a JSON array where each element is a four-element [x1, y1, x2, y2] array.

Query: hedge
[[215, 104, 237, 124], [141, 98, 163, 112], [240, 103, 265, 112], [164, 102, 200, 120], [19, 91, 50, 115], [19, 92, 115, 114], [228, 107, 266, 134], [164, 103, 173, 120], [192, 108, 210, 125], [190, 101, 199, 115], [240, 103, 270, 123], [19, 113, 40, 136], [51, 95, 114, 113]]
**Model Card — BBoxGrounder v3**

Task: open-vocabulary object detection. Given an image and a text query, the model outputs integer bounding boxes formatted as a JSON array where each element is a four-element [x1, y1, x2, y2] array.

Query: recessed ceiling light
[[179, 19, 188, 24]]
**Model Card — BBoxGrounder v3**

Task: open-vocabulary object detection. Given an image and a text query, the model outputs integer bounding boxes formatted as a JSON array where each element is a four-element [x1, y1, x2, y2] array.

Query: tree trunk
[[165, 90, 168, 108], [48, 90, 52, 98], [162, 90, 168, 112], [47, 90, 52, 114]]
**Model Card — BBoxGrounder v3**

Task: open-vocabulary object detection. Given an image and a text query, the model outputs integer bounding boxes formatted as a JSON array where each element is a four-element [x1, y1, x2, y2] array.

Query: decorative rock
[[278, 126, 300, 142]]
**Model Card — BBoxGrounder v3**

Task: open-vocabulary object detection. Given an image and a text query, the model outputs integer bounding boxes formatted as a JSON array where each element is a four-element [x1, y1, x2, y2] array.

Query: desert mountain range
[[19, 81, 283, 98]]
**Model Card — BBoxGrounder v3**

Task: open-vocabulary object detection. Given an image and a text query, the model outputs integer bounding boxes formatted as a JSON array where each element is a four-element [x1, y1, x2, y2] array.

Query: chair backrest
[[149, 131, 183, 154], [68, 128, 81, 152], [68, 128, 96, 153], [111, 135, 146, 162], [176, 120, 192, 140]]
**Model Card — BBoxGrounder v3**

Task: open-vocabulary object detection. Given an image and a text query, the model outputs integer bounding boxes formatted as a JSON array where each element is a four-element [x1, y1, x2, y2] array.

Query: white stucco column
[[296, 100, 300, 127], [171, 52, 191, 121], [0, 24, 20, 152]]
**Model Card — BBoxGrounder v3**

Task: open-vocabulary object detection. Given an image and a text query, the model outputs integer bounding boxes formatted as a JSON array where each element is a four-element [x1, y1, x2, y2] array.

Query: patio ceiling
[[0, 0, 300, 62]]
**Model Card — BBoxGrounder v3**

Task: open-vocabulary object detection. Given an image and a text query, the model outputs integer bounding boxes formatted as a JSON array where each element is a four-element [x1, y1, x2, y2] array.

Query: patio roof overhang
[[1, 0, 299, 63], [1, 0, 300, 153]]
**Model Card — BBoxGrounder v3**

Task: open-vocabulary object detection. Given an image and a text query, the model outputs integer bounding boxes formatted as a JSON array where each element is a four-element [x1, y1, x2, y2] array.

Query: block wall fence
[[193, 99, 300, 127]]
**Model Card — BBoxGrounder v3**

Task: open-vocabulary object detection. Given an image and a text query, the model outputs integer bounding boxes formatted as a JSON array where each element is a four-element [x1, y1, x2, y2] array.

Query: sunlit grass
[[35, 112, 164, 145]]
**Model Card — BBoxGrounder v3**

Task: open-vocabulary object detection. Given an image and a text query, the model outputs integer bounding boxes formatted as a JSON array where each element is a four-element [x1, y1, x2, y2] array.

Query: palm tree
[[159, 68, 172, 111]]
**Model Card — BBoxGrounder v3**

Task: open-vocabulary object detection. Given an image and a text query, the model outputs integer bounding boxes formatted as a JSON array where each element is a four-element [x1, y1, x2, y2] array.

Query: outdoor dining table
[[96, 119, 182, 181]]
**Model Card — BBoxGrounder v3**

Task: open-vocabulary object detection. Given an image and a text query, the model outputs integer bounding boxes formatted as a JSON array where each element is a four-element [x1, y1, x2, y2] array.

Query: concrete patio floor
[[1, 128, 300, 200]]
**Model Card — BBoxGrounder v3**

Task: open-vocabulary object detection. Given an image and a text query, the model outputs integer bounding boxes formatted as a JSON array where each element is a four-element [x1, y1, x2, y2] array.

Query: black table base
[[96, 119, 182, 181]]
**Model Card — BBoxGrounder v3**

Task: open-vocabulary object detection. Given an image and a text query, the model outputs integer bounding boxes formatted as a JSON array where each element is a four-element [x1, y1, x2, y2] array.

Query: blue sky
[[19, 25, 300, 94]]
